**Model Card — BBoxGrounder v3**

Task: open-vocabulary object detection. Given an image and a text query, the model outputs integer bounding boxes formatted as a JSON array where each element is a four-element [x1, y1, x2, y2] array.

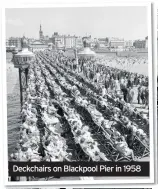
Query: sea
[[7, 52, 21, 156]]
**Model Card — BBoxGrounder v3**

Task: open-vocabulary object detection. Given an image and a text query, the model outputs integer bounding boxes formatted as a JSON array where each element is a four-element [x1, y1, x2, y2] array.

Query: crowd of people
[[57, 53, 149, 109], [10, 50, 149, 164]]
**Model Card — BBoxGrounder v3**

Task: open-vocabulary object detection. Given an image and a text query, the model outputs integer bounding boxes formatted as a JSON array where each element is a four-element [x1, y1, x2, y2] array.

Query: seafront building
[[51, 32, 65, 49], [109, 37, 125, 48], [51, 32, 79, 49], [6, 24, 148, 53], [76, 37, 83, 49], [38, 25, 82, 49], [98, 38, 109, 47], [65, 35, 77, 49], [28, 40, 48, 52], [124, 40, 133, 48], [7, 37, 22, 50]]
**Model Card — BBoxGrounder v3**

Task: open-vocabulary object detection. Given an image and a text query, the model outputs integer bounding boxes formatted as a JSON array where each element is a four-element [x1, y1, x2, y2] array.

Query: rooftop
[[31, 40, 46, 45]]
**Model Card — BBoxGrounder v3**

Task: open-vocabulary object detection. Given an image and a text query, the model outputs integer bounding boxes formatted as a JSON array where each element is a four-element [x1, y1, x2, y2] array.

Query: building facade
[[7, 37, 22, 49], [76, 37, 83, 49], [109, 38, 125, 48], [124, 40, 133, 47], [52, 32, 78, 49], [98, 38, 109, 47], [65, 35, 77, 48], [29, 40, 48, 52], [52, 32, 65, 49]]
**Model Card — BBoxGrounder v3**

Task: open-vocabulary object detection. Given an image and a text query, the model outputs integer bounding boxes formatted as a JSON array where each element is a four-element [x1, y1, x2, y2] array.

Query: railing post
[[19, 68, 23, 107]]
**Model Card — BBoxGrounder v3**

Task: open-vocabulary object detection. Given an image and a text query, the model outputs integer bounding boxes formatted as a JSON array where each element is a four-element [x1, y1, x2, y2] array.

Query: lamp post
[[74, 48, 78, 63], [12, 36, 35, 107]]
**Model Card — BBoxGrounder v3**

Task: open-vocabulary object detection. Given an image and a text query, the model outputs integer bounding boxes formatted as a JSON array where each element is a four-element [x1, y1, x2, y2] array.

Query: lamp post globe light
[[12, 36, 35, 106]]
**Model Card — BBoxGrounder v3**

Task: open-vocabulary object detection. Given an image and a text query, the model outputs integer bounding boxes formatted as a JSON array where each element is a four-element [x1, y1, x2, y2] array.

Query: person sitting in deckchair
[[114, 137, 135, 161]]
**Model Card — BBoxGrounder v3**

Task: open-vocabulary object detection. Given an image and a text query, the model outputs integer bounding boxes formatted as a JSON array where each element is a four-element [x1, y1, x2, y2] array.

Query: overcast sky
[[5, 6, 148, 40]]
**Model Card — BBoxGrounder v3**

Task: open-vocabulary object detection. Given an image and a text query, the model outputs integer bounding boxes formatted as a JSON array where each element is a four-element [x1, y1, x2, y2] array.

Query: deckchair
[[132, 135, 150, 158]]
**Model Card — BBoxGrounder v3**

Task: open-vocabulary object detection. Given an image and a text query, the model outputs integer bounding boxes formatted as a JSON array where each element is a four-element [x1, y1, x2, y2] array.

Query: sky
[[5, 6, 148, 40]]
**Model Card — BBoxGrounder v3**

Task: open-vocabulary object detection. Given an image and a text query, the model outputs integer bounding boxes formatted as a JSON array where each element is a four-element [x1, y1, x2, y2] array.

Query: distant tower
[[39, 24, 44, 40]]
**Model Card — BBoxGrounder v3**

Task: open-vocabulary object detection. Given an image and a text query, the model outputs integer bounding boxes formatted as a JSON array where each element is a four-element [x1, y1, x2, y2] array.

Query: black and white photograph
[[3, 2, 154, 184]]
